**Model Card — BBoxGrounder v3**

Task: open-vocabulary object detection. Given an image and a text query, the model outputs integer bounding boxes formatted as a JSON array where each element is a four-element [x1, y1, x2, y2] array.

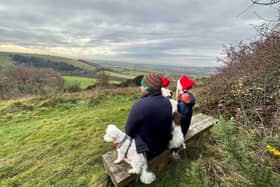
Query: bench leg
[[149, 151, 171, 173]]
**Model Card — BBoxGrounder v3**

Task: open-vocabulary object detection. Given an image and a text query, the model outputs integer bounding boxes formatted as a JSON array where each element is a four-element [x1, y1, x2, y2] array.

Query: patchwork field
[[63, 76, 96, 89], [103, 71, 134, 79]]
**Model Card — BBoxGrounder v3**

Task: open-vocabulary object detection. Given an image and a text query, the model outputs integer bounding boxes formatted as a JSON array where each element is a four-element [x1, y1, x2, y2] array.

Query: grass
[[103, 71, 134, 79], [0, 89, 279, 187], [0, 89, 139, 187], [63, 76, 96, 89], [109, 67, 151, 77], [0, 52, 96, 71], [0, 54, 13, 66], [26, 54, 97, 72], [108, 80, 121, 84], [63, 76, 121, 90]]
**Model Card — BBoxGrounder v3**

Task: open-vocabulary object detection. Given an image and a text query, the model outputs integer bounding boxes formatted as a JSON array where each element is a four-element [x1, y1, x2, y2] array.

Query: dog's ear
[[173, 112, 181, 126], [170, 90, 173, 97]]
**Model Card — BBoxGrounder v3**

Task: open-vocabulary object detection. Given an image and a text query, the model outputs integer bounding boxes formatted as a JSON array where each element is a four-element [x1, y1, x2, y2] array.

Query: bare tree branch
[[251, 0, 280, 6], [237, 3, 254, 17], [254, 11, 280, 22]]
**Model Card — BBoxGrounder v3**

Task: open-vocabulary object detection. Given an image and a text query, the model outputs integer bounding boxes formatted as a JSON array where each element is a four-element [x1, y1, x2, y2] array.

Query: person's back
[[176, 75, 196, 136], [125, 73, 172, 159]]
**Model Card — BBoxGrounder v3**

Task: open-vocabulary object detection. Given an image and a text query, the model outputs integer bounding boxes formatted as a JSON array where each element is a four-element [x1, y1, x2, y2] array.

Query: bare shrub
[[0, 65, 64, 99], [64, 82, 81, 93], [198, 23, 280, 135], [96, 70, 109, 87]]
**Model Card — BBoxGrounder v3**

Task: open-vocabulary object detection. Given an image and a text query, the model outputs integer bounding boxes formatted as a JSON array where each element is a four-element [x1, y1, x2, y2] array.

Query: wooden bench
[[102, 113, 218, 187]]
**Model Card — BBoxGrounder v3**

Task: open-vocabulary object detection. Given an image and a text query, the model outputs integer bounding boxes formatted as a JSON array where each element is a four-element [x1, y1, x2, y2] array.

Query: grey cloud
[[0, 0, 278, 66]]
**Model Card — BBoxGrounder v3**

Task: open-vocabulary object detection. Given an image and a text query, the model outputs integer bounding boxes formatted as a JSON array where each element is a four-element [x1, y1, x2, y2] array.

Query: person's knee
[[180, 117, 190, 135], [181, 125, 188, 136]]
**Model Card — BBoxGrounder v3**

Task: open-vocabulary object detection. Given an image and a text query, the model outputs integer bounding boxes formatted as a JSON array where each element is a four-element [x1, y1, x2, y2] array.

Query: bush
[[119, 75, 144, 87], [64, 82, 81, 93], [0, 65, 64, 99], [198, 23, 280, 135], [95, 70, 109, 87]]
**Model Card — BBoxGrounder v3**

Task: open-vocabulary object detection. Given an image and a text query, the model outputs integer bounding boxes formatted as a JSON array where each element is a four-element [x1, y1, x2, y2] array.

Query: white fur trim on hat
[[177, 80, 183, 94]]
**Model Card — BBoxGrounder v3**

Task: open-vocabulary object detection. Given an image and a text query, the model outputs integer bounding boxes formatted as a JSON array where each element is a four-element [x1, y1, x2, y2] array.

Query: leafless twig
[[251, 0, 280, 6]]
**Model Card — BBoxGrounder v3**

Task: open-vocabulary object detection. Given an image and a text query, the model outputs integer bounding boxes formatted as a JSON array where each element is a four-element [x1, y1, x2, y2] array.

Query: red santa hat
[[161, 76, 170, 88], [177, 75, 195, 93]]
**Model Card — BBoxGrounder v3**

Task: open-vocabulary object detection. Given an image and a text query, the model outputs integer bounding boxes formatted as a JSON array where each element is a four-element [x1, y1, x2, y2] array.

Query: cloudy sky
[[0, 0, 278, 66]]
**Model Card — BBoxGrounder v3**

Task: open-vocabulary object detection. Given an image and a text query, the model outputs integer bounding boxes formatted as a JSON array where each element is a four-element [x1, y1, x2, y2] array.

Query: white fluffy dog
[[103, 124, 156, 184], [161, 87, 186, 150]]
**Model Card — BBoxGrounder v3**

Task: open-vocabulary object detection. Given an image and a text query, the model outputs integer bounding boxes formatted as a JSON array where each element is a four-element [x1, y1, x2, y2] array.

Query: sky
[[0, 0, 279, 67]]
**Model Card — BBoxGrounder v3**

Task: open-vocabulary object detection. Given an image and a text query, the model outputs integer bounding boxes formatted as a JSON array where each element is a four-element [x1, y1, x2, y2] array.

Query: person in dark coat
[[176, 75, 196, 137], [125, 73, 173, 160]]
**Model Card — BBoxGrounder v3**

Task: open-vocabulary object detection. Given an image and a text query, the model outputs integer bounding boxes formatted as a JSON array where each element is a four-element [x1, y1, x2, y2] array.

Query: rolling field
[[103, 71, 135, 79], [63, 76, 96, 89], [63, 76, 122, 90], [24, 54, 97, 71], [0, 53, 14, 66], [0, 52, 96, 71]]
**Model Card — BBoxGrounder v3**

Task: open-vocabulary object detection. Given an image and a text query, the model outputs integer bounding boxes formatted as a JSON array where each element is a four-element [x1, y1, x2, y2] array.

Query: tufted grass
[[0, 92, 136, 187]]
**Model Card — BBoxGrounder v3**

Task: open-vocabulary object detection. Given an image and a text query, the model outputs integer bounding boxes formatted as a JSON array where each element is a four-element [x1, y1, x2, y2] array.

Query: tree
[[96, 70, 109, 87]]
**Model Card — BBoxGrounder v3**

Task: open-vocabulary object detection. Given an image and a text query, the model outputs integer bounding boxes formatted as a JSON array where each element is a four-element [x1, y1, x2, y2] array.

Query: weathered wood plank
[[185, 113, 218, 140], [102, 113, 218, 187], [102, 150, 137, 187]]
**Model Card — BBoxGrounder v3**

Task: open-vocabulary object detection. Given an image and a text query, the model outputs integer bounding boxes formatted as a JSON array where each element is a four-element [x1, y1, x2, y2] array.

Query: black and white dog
[[161, 87, 186, 150]]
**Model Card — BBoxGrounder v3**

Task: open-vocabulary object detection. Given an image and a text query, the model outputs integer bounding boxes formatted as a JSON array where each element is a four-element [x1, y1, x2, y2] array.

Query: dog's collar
[[114, 135, 133, 159], [114, 135, 128, 149]]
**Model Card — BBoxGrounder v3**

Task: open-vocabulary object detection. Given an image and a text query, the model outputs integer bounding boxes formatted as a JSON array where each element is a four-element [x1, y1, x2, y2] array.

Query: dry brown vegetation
[[197, 23, 280, 136], [0, 65, 64, 99]]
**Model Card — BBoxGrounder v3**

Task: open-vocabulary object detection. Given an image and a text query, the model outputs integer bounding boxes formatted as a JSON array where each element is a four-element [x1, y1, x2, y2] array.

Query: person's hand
[[181, 93, 191, 103]]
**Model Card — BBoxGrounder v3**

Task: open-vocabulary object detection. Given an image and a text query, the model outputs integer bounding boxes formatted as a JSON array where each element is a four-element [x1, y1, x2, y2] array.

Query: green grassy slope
[[0, 53, 14, 66], [0, 88, 139, 187], [103, 70, 134, 79], [0, 89, 279, 187], [25, 54, 97, 71], [0, 52, 134, 83], [0, 52, 96, 71], [63, 76, 96, 89]]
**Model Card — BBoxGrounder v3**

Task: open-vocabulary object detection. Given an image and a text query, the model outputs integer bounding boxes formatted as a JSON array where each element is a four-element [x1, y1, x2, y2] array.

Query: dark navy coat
[[178, 92, 195, 136], [125, 91, 172, 158]]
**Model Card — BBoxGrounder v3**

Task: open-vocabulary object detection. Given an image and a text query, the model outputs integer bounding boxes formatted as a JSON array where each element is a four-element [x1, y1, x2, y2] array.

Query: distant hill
[[0, 52, 133, 81], [0, 52, 97, 76], [88, 59, 218, 77], [0, 51, 216, 82]]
